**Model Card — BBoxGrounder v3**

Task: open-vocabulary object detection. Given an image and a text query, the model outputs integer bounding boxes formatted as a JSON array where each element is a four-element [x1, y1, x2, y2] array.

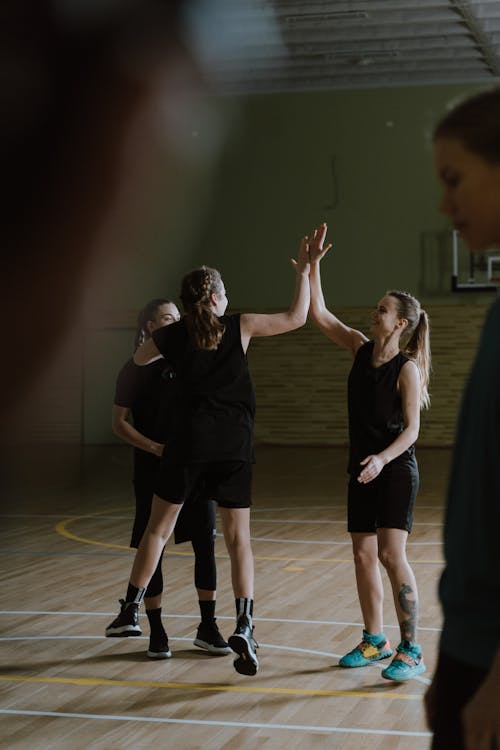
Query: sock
[[146, 607, 166, 638], [199, 599, 216, 623], [126, 583, 146, 605], [235, 597, 253, 621]]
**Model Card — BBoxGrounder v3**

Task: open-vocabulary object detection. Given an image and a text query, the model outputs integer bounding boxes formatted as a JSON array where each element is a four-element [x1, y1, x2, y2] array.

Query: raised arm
[[239, 234, 310, 352], [308, 223, 367, 355]]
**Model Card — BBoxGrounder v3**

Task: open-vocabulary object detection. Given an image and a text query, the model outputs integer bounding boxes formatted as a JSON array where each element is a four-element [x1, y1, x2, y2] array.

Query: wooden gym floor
[[0, 444, 448, 749]]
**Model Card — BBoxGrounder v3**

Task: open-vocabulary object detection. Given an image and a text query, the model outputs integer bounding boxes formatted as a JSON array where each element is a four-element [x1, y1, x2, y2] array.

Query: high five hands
[[291, 222, 332, 272], [308, 223, 332, 263]]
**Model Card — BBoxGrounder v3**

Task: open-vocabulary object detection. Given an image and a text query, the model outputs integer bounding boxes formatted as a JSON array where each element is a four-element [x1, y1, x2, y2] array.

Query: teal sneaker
[[381, 640, 426, 681], [339, 630, 392, 668]]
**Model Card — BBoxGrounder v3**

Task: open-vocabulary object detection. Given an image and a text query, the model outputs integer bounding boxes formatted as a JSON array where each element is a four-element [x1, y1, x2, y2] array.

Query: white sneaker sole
[[193, 638, 232, 655]]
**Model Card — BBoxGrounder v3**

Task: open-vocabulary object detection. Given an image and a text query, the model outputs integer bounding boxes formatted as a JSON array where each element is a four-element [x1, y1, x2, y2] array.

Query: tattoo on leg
[[398, 583, 418, 642]]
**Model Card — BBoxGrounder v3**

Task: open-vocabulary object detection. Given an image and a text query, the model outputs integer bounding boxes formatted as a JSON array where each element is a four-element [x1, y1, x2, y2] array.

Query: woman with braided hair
[[308, 224, 431, 682], [107, 298, 231, 658], [106, 234, 311, 675]]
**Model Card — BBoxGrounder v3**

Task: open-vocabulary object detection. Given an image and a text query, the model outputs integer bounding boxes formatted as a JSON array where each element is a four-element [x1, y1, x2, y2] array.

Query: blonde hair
[[180, 266, 225, 350], [388, 290, 431, 409]]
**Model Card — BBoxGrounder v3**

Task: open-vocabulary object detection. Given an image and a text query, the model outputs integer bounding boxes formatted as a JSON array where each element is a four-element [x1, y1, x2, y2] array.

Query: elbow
[[408, 426, 419, 445], [291, 310, 308, 329]]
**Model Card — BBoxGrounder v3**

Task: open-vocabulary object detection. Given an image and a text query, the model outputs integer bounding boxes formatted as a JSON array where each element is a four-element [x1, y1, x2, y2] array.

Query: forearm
[[113, 420, 163, 456], [309, 261, 328, 318], [378, 426, 419, 466], [287, 269, 310, 328]]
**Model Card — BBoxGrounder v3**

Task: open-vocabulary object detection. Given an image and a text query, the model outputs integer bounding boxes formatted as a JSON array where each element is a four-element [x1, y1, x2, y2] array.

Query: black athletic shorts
[[131, 460, 215, 547], [155, 458, 252, 509], [347, 457, 419, 533]]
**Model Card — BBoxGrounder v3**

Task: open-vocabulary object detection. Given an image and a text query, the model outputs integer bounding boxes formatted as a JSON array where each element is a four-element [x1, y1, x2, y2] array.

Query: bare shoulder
[[400, 358, 420, 386]]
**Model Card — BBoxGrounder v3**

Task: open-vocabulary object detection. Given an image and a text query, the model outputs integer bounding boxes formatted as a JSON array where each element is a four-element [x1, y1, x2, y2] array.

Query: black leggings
[[133, 465, 217, 598]]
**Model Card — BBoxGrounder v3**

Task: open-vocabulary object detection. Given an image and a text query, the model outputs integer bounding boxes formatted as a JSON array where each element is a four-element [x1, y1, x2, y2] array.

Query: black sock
[[126, 583, 146, 605], [146, 607, 166, 638], [199, 600, 216, 623], [235, 597, 253, 620]]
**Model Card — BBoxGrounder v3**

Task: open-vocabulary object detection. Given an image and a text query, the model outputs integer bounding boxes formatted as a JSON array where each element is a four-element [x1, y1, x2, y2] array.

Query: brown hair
[[134, 298, 173, 351], [180, 266, 225, 350], [433, 87, 500, 163], [388, 290, 431, 409]]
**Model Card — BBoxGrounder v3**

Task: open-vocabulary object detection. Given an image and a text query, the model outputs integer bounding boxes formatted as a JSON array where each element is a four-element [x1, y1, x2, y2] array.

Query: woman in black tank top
[[106, 232, 312, 677], [309, 224, 432, 683]]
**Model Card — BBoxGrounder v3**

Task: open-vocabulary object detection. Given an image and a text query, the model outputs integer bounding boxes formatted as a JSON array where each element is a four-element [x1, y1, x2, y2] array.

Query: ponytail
[[388, 290, 431, 409], [180, 266, 225, 350], [403, 309, 431, 409]]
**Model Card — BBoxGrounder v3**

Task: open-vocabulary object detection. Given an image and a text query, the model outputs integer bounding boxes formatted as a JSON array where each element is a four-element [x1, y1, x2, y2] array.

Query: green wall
[[193, 82, 486, 308]]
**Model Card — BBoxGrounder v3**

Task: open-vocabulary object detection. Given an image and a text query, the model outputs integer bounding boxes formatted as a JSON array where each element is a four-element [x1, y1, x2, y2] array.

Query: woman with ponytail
[[308, 224, 431, 682], [106, 234, 311, 676], [109, 298, 231, 659]]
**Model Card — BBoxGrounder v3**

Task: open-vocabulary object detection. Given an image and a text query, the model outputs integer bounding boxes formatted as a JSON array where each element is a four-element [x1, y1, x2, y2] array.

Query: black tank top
[[347, 340, 415, 475], [152, 313, 255, 462]]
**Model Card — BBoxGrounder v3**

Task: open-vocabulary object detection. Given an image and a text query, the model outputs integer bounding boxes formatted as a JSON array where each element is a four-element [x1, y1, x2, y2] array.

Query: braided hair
[[180, 266, 225, 350], [387, 290, 431, 409], [134, 298, 172, 351]]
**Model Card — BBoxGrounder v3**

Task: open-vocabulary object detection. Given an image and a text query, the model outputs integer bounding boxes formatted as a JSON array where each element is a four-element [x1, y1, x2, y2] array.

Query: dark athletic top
[[152, 313, 255, 463], [439, 296, 500, 669], [114, 357, 177, 473], [347, 340, 415, 476]]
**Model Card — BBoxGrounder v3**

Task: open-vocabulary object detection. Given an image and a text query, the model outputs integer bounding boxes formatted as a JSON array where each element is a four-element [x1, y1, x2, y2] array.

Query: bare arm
[[308, 224, 367, 355], [357, 360, 421, 483], [112, 405, 164, 456], [240, 235, 310, 352], [133, 337, 163, 366]]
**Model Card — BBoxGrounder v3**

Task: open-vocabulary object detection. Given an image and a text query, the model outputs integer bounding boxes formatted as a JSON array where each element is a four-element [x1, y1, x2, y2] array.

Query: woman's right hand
[[309, 223, 332, 263], [150, 442, 165, 457]]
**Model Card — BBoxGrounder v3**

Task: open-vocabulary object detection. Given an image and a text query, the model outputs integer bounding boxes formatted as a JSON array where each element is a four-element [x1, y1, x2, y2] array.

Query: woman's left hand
[[290, 235, 311, 274], [357, 454, 385, 483]]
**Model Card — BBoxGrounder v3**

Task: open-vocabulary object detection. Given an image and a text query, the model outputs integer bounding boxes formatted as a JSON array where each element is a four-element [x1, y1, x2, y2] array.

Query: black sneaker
[[193, 619, 232, 655], [228, 614, 259, 675], [105, 599, 142, 637], [147, 632, 172, 659]]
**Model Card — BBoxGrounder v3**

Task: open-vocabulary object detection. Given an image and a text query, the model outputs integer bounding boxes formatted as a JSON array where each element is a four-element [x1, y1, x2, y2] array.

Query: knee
[[353, 547, 377, 570], [378, 548, 401, 572], [225, 530, 250, 555]]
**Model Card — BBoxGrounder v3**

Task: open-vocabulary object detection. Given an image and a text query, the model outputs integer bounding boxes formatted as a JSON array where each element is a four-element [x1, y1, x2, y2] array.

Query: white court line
[[0, 610, 442, 632], [0, 709, 432, 737], [247, 536, 441, 546], [249, 519, 443, 526], [0, 635, 432, 685], [252, 506, 443, 512], [0, 513, 443, 524], [0, 635, 340, 660]]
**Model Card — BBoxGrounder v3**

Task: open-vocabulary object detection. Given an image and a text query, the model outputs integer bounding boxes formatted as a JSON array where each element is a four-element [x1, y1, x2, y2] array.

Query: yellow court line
[[0, 674, 422, 700], [54, 516, 443, 565]]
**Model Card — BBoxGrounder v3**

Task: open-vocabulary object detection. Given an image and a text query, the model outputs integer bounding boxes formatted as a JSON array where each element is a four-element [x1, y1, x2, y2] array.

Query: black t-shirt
[[152, 313, 255, 462], [347, 340, 415, 475], [114, 358, 177, 464]]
